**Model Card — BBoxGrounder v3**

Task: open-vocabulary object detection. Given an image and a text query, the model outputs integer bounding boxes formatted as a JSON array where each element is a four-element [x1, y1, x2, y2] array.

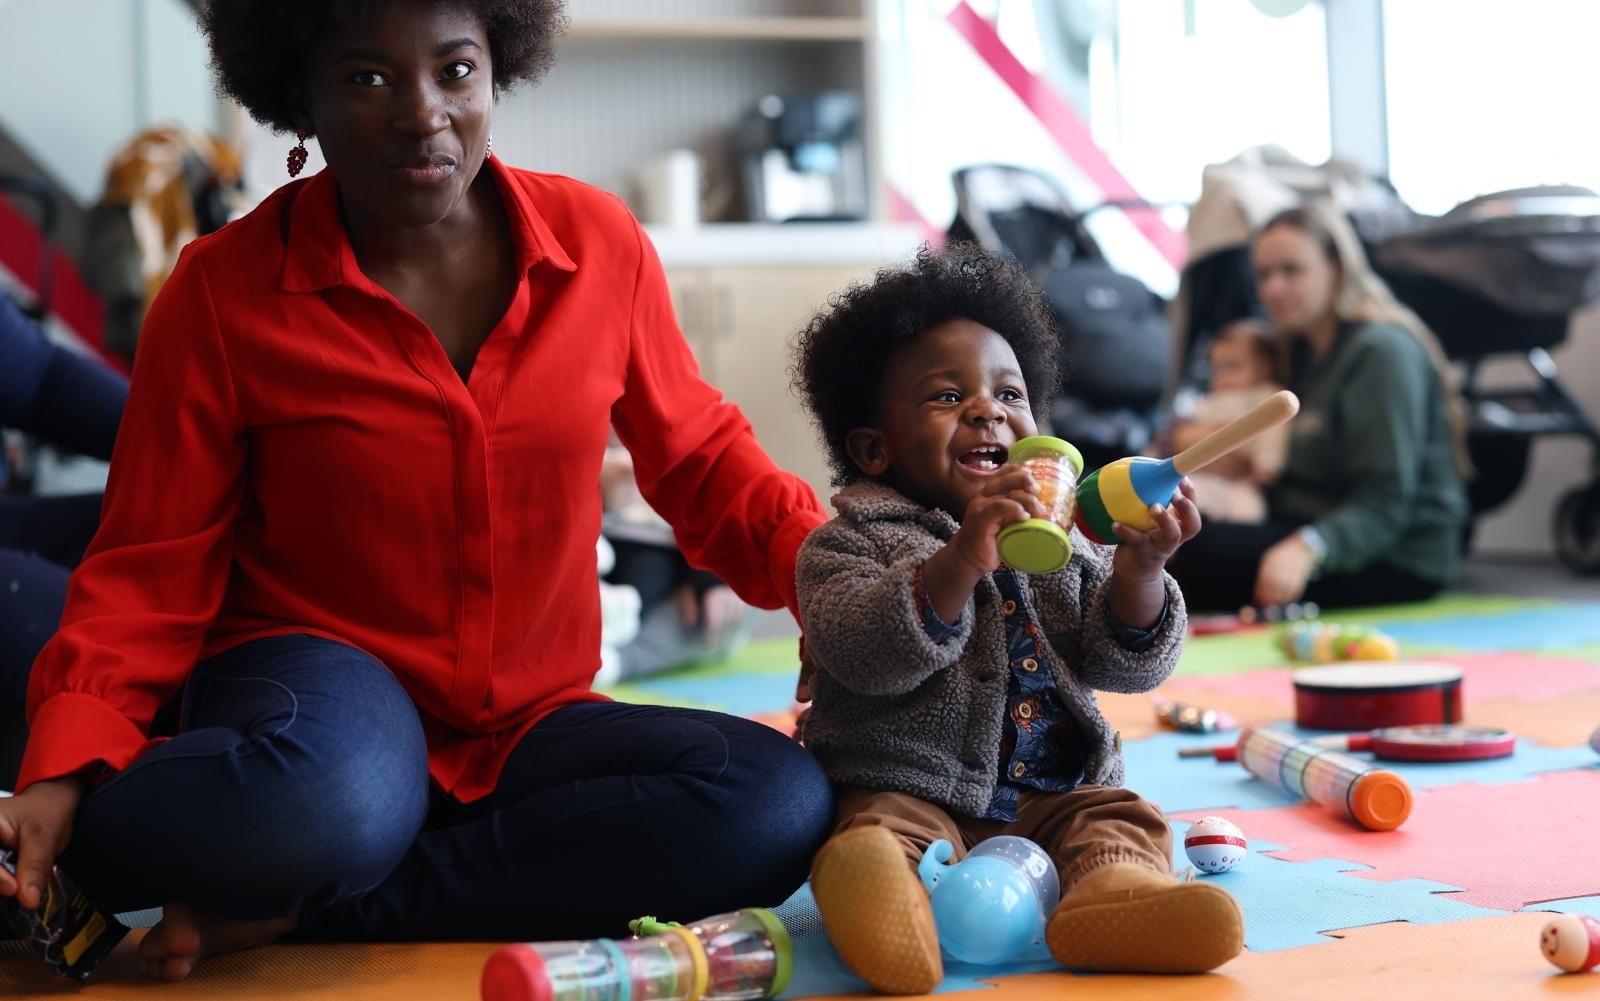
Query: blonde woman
[[1167, 203, 1471, 611]]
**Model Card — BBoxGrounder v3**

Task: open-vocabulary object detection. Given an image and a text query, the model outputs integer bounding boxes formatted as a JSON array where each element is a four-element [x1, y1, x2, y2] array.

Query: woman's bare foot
[[136, 901, 297, 981]]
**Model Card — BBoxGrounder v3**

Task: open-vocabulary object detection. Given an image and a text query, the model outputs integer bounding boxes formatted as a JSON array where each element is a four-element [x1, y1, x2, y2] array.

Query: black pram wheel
[[1553, 480, 1600, 576]]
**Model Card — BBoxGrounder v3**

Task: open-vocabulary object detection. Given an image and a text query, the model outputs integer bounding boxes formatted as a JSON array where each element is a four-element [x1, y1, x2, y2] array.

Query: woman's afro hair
[[201, 0, 567, 132], [791, 242, 1061, 487]]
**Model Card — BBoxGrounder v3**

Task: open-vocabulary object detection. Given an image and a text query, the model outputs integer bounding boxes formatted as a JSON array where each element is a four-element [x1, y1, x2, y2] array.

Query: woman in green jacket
[[1167, 203, 1471, 612]]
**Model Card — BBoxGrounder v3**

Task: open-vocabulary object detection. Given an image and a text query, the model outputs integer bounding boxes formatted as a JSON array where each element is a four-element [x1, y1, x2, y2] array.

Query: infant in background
[[1181, 318, 1287, 523]]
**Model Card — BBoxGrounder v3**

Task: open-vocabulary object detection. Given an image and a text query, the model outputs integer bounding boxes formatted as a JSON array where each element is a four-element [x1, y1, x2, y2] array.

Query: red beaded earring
[[287, 129, 309, 177]]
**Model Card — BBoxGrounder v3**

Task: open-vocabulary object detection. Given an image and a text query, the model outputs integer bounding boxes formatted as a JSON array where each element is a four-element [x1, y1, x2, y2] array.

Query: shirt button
[[1011, 761, 1027, 778], [1017, 702, 1034, 720], [1022, 658, 1039, 673], [1002, 600, 1018, 616]]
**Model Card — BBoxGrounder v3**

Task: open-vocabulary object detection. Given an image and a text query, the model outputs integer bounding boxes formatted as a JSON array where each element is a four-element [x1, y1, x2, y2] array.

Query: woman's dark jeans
[[63, 634, 833, 940]]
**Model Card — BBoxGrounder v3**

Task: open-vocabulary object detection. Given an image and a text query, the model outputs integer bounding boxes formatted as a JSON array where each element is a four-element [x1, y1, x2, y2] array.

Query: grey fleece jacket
[[796, 480, 1187, 819]]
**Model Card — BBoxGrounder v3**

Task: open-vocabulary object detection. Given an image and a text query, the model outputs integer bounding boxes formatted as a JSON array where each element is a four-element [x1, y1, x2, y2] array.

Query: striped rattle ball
[[1076, 390, 1300, 543], [1182, 816, 1248, 874]]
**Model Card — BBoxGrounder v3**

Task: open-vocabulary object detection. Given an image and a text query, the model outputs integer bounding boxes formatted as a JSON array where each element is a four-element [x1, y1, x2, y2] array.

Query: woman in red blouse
[[0, 0, 833, 981]]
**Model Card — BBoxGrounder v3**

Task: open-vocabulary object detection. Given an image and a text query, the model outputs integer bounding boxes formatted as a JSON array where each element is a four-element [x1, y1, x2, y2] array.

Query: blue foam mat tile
[[1164, 826, 1506, 952], [1376, 603, 1600, 652], [1124, 729, 1598, 816], [1523, 896, 1600, 921], [771, 884, 1061, 998], [1124, 731, 1312, 814], [770, 829, 1506, 992], [116, 907, 162, 928]]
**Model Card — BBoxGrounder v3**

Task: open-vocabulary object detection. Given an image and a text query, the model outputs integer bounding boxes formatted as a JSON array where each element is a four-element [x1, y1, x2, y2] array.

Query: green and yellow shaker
[[997, 436, 1084, 574]]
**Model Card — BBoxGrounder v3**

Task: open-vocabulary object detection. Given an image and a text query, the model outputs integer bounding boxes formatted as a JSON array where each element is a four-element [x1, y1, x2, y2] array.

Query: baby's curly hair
[[791, 242, 1061, 487], [201, 0, 567, 133]]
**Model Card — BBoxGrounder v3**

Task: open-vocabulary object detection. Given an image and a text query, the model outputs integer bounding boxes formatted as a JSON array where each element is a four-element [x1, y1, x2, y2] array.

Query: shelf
[[567, 16, 872, 43]]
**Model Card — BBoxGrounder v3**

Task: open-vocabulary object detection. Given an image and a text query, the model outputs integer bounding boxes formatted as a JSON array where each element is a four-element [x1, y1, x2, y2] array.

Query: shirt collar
[[281, 155, 576, 294]]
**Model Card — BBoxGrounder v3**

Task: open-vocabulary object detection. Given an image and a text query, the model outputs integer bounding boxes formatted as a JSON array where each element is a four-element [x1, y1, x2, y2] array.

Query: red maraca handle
[[1173, 390, 1300, 477]]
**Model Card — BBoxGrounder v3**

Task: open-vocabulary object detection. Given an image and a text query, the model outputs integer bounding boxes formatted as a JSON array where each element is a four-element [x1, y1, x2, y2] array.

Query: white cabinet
[[655, 220, 923, 500], [668, 261, 879, 502]]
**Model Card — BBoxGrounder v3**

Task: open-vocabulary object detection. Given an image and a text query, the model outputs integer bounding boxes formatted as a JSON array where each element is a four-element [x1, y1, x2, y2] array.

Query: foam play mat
[[5, 593, 1599, 998]]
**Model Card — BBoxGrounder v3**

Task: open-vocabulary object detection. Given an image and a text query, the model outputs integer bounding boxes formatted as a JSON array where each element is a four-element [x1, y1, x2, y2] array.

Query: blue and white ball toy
[[917, 836, 1059, 966]]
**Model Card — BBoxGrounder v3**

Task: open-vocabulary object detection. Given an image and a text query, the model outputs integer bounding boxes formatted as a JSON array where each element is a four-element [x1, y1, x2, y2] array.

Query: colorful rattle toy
[[1076, 390, 1299, 544], [1540, 914, 1600, 973], [918, 835, 1059, 965], [1186, 724, 1413, 831], [480, 908, 792, 1001], [1277, 622, 1399, 663], [1152, 695, 1237, 734], [997, 436, 1084, 574]]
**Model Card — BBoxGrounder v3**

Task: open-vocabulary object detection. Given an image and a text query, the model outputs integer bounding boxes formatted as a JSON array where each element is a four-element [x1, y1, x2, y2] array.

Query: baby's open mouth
[[958, 447, 1007, 472]]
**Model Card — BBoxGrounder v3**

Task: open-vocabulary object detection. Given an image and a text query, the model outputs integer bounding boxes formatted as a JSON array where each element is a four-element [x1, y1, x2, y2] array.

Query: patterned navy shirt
[[918, 566, 1166, 822]]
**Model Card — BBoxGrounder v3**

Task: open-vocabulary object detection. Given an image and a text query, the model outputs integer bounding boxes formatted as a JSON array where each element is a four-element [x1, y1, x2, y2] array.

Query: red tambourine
[[1338, 724, 1516, 761], [1181, 723, 1516, 763]]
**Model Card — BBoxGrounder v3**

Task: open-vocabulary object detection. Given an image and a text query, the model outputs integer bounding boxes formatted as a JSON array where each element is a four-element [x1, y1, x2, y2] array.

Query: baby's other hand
[[1111, 477, 1201, 580]]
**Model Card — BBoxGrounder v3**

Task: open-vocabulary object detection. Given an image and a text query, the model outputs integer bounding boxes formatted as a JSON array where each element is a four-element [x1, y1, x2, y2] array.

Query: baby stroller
[[1369, 186, 1600, 574], [1180, 150, 1600, 575], [947, 164, 1172, 472]]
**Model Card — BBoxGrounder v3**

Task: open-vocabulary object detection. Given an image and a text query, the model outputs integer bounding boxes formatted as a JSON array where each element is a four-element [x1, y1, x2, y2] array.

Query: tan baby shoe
[[1045, 862, 1244, 973], [810, 825, 943, 995]]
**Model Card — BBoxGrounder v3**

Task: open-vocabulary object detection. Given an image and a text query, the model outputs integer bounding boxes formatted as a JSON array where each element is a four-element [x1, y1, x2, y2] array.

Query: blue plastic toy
[[917, 836, 1059, 965]]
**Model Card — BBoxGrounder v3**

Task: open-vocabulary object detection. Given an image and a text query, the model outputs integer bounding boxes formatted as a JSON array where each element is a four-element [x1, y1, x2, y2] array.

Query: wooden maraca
[[1076, 390, 1300, 543]]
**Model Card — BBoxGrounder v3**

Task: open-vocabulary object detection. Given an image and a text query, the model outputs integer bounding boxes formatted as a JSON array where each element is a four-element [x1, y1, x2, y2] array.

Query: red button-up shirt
[[21, 158, 826, 801]]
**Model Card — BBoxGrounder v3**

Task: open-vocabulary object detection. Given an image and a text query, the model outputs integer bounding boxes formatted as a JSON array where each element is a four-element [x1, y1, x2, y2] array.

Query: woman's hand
[[1254, 533, 1317, 607], [1202, 450, 1255, 481], [1169, 422, 1252, 479], [1167, 420, 1222, 455], [0, 775, 88, 909]]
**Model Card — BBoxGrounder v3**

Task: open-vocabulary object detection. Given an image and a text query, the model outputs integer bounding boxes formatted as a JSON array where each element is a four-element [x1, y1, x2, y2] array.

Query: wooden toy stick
[[1172, 390, 1300, 476]]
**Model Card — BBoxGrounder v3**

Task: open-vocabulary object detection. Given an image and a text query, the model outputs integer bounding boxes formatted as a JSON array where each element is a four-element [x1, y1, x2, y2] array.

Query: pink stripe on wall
[[944, 2, 1187, 268], [0, 194, 121, 370], [886, 184, 946, 248]]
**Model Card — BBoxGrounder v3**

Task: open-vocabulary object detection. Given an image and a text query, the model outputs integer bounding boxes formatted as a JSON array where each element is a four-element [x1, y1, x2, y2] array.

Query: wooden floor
[[0, 936, 498, 1000], [6, 915, 1597, 1000]]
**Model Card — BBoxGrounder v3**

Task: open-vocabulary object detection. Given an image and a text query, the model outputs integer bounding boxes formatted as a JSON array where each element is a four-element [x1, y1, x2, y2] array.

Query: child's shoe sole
[[811, 826, 943, 995], [1046, 878, 1244, 973]]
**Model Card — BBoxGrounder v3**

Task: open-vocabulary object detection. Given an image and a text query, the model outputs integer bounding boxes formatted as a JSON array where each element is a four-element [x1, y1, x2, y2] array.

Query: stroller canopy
[[1371, 185, 1600, 321]]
